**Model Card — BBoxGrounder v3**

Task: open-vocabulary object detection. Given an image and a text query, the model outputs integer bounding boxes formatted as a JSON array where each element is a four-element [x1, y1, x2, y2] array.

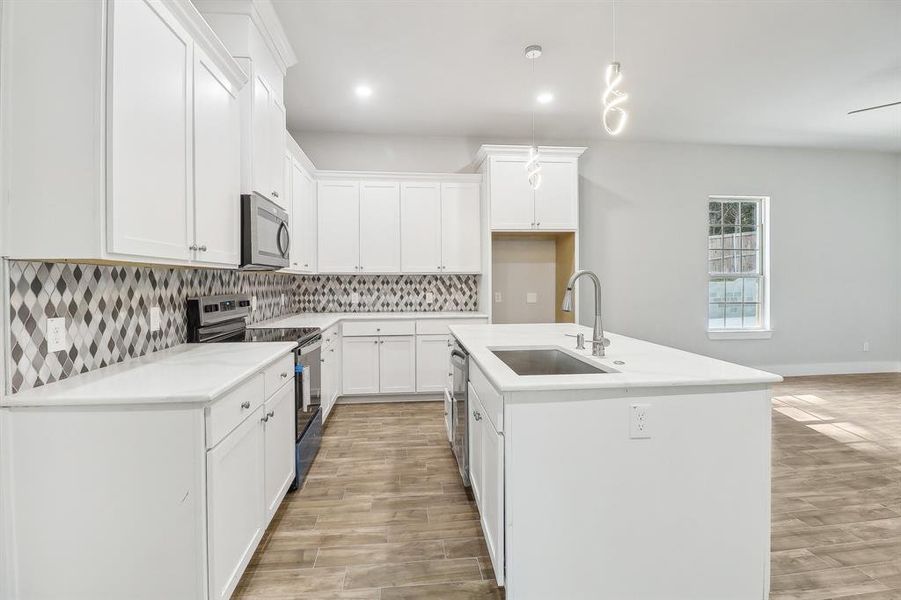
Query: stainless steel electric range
[[187, 294, 322, 490]]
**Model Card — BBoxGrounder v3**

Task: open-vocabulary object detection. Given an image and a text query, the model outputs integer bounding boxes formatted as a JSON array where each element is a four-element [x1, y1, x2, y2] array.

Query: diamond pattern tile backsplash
[[7, 261, 479, 394]]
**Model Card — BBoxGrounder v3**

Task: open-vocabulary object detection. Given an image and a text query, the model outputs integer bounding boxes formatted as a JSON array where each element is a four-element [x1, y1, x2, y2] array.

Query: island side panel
[[504, 385, 771, 600], [0, 404, 207, 600]]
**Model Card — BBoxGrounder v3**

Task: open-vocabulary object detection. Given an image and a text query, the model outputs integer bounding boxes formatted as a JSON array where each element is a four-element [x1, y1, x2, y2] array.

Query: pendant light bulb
[[526, 146, 542, 190], [602, 61, 629, 135]]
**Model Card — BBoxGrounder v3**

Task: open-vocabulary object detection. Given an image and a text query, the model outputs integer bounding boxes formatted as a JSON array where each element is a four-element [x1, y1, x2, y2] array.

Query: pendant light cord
[[531, 57, 536, 146], [612, 0, 617, 61]]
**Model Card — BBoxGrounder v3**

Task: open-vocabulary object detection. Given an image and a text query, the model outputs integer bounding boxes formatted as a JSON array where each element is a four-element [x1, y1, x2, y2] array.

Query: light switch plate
[[149, 306, 161, 332], [425, 292, 435, 304], [280, 293, 286, 307], [351, 292, 360, 304], [46, 317, 66, 352], [494, 292, 502, 303], [526, 292, 538, 304]]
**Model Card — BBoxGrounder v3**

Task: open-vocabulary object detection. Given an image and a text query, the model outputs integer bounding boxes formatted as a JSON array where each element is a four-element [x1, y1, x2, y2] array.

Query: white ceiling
[[272, 0, 901, 152]]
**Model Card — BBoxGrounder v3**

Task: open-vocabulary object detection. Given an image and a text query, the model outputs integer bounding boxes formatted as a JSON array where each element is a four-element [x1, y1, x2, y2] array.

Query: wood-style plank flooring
[[237, 374, 901, 599], [234, 402, 503, 599]]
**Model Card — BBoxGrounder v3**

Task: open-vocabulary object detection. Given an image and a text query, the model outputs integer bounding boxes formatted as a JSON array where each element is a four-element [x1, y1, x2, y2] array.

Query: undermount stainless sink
[[491, 348, 610, 376]]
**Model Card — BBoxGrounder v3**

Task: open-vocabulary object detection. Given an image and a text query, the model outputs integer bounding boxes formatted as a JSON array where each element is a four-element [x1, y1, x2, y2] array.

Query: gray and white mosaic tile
[[7, 261, 479, 393]]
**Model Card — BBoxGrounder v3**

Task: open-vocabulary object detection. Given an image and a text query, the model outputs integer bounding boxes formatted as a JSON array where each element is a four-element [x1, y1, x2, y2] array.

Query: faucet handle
[[565, 333, 586, 350]]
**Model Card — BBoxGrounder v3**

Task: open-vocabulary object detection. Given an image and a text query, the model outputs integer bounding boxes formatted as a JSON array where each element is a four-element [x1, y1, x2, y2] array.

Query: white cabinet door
[[400, 182, 442, 273], [263, 382, 295, 522], [489, 158, 534, 230], [534, 159, 578, 230], [468, 384, 483, 507], [379, 335, 416, 393], [440, 182, 481, 272], [206, 407, 265, 600], [290, 162, 316, 272], [251, 75, 272, 200], [342, 336, 380, 395], [108, 0, 192, 261], [193, 47, 240, 266], [269, 99, 286, 206], [481, 421, 505, 586], [318, 181, 360, 273], [416, 334, 451, 393], [359, 182, 401, 273]]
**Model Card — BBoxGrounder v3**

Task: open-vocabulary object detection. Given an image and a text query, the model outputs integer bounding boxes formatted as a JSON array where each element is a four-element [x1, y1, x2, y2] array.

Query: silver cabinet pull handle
[[199, 245, 207, 252], [267, 410, 275, 418], [320, 358, 325, 363], [272, 191, 279, 198], [261, 415, 269, 423], [280, 372, 288, 378], [240, 401, 251, 409], [373, 340, 378, 344], [189, 244, 198, 251]]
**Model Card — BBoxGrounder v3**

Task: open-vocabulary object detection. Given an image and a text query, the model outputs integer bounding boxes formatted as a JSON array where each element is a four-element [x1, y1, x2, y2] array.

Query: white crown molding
[[474, 144, 588, 168], [314, 170, 482, 183], [192, 0, 297, 75], [286, 134, 317, 175], [163, 0, 248, 92]]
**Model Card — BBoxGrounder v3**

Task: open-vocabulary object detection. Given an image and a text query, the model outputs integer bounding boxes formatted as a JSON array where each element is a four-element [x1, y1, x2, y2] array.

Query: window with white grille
[[707, 196, 769, 331]]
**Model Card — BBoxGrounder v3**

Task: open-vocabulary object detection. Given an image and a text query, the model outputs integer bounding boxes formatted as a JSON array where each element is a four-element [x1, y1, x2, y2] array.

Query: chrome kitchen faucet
[[561, 270, 610, 357]]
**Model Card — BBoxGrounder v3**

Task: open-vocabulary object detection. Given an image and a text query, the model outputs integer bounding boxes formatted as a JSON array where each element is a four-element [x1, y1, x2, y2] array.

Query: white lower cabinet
[[206, 405, 265, 600], [342, 336, 381, 394], [341, 334, 416, 394], [321, 324, 342, 422], [417, 334, 452, 393], [263, 382, 296, 521], [444, 388, 453, 442], [468, 381, 505, 586]]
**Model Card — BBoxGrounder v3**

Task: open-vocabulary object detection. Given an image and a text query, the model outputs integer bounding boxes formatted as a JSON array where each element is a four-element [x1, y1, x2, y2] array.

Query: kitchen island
[[449, 323, 781, 600]]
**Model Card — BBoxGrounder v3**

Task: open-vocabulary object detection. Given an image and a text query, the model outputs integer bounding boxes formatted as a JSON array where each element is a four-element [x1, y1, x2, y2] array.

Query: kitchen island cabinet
[[450, 323, 781, 600]]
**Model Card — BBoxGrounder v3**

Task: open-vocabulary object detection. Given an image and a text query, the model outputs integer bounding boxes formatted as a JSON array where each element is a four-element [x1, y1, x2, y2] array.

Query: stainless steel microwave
[[241, 193, 290, 270]]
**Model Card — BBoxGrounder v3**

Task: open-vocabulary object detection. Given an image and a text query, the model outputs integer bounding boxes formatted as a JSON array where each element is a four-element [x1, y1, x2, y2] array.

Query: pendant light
[[524, 44, 543, 190], [603, 1, 629, 135]]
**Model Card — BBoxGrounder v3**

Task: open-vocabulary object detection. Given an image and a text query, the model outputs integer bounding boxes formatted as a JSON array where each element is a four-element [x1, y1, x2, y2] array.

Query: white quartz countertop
[[251, 311, 488, 330], [2, 343, 298, 407], [449, 323, 782, 392]]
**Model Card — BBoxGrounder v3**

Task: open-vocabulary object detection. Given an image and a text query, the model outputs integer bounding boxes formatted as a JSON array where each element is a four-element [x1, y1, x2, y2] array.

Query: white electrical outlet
[[150, 306, 161, 332], [351, 292, 360, 304], [494, 292, 502, 303], [46, 317, 67, 352], [251, 295, 258, 312], [630, 403, 651, 439], [280, 293, 286, 307], [425, 292, 435, 304], [526, 292, 538, 304], [863, 341, 870, 352]]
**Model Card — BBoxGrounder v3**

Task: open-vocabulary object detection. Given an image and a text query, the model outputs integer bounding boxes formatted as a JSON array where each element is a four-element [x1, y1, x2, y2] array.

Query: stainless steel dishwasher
[[450, 340, 470, 486]]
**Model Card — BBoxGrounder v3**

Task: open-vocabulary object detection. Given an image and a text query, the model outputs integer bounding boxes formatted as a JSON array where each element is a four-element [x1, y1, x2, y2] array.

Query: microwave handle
[[276, 221, 290, 258]]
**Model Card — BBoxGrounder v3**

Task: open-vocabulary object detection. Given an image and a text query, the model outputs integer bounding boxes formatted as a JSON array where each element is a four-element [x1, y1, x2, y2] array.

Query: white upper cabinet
[[193, 46, 241, 266], [251, 75, 287, 207], [289, 160, 317, 272], [400, 182, 442, 273], [478, 145, 586, 232], [400, 181, 481, 274], [533, 159, 578, 230], [4, 0, 249, 266], [440, 182, 482, 272], [317, 181, 360, 273], [487, 158, 534, 230], [108, 0, 193, 261], [359, 182, 401, 273]]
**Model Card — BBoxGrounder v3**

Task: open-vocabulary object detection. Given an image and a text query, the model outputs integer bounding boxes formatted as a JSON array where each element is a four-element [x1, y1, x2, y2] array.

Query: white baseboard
[[753, 361, 901, 377], [337, 393, 443, 404]]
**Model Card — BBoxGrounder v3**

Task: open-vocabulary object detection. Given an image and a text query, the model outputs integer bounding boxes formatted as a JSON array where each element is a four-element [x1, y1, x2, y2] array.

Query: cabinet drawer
[[263, 355, 294, 398], [343, 320, 415, 337], [415, 318, 487, 335], [470, 362, 503, 433], [207, 374, 265, 448]]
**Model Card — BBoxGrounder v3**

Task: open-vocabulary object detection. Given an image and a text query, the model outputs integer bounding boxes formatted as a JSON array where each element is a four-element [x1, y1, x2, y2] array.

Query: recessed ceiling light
[[537, 92, 554, 104], [354, 84, 373, 99]]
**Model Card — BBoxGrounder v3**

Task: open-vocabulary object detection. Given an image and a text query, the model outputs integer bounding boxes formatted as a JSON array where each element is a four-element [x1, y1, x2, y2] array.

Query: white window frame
[[707, 195, 772, 340]]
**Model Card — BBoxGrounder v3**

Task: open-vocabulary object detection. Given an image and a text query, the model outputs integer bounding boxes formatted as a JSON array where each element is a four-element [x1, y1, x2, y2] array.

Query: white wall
[[295, 130, 901, 375], [492, 238, 557, 324]]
